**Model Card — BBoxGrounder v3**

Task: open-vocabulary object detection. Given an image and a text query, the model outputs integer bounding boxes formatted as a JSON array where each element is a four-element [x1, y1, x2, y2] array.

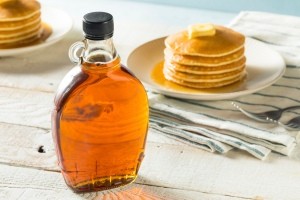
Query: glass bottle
[[51, 12, 149, 193]]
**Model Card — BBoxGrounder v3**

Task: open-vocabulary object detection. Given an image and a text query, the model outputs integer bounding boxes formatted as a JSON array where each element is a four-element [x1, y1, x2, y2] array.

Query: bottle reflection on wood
[[51, 12, 149, 193]]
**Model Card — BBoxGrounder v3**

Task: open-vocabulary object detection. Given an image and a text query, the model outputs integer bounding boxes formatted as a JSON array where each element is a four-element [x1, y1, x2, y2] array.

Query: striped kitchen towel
[[149, 11, 300, 160], [230, 11, 300, 67]]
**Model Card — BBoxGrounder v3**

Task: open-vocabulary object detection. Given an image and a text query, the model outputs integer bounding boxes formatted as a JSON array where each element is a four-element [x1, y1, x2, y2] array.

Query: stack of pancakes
[[0, 0, 42, 48], [163, 25, 246, 89]]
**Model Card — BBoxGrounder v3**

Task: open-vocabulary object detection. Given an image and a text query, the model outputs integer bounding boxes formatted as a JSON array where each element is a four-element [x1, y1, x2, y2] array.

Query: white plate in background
[[0, 7, 72, 57]]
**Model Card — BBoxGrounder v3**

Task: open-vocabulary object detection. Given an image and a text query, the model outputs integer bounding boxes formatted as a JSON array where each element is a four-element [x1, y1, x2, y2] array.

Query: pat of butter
[[188, 23, 216, 39]]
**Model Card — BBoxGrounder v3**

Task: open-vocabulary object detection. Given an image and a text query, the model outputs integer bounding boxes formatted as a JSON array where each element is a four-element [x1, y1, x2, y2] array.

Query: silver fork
[[267, 116, 300, 130], [231, 102, 300, 123]]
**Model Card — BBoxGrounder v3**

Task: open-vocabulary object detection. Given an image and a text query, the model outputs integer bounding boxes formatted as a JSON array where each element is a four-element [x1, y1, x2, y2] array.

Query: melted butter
[[0, 22, 52, 49], [151, 61, 246, 94], [188, 23, 216, 39]]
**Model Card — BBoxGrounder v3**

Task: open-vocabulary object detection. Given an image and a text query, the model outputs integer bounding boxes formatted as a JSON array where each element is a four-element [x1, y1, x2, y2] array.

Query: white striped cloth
[[149, 11, 300, 160], [230, 11, 300, 67]]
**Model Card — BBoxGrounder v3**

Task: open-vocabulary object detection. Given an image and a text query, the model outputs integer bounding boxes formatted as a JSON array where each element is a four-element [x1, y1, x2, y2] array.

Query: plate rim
[[127, 37, 286, 100], [0, 6, 73, 56]]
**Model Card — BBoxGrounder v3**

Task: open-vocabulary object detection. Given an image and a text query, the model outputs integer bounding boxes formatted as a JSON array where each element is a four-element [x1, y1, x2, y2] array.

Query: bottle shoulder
[[54, 64, 147, 110], [54, 66, 88, 110]]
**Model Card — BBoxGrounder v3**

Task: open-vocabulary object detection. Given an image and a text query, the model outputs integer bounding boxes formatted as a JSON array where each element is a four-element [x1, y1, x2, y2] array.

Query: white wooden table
[[1, 1, 300, 199]]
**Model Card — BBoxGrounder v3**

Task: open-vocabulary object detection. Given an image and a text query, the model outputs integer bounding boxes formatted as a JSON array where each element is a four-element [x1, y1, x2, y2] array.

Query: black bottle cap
[[83, 12, 114, 40]]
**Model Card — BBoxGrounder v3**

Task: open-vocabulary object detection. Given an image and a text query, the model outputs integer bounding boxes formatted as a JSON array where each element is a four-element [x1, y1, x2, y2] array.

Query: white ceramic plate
[[127, 37, 286, 100], [0, 7, 72, 57]]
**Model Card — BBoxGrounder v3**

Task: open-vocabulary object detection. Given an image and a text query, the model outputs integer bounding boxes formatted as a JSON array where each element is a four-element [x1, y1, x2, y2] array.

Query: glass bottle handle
[[68, 41, 85, 64]]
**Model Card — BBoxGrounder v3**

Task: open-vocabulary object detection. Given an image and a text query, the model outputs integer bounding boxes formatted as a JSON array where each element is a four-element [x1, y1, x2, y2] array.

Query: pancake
[[164, 65, 245, 83], [0, 0, 42, 48], [164, 47, 245, 66], [0, 25, 41, 44], [0, 21, 41, 38], [165, 56, 246, 75], [164, 69, 246, 89], [0, 0, 41, 22], [161, 24, 246, 89], [0, 12, 40, 30], [165, 25, 245, 57]]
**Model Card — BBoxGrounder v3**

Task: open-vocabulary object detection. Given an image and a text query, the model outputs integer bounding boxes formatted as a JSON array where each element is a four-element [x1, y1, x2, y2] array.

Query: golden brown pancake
[[0, 21, 40, 37], [164, 69, 246, 89], [0, 0, 40, 21], [164, 65, 245, 82], [165, 25, 245, 57], [161, 24, 246, 89], [165, 56, 246, 75], [0, 0, 42, 48], [0, 12, 40, 30], [0, 26, 40, 43], [164, 47, 245, 66]]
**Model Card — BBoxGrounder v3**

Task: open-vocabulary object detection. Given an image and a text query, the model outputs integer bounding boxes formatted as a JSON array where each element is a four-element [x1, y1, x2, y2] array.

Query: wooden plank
[[0, 85, 193, 146], [0, 120, 185, 172], [138, 145, 300, 200], [0, 87, 52, 129], [0, 186, 245, 200], [1, 121, 300, 199], [0, 164, 244, 200], [0, 122, 58, 171], [0, 86, 187, 146]]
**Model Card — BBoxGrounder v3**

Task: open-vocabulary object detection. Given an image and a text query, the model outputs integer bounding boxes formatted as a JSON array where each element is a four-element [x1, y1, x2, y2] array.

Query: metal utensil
[[268, 116, 300, 130], [231, 102, 300, 122]]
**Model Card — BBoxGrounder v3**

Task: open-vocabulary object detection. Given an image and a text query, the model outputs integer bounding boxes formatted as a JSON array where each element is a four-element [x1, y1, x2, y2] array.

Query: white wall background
[[129, 0, 300, 16]]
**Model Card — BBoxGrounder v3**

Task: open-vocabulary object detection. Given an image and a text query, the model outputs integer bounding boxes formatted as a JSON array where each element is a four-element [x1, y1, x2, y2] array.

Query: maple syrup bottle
[[51, 12, 149, 192]]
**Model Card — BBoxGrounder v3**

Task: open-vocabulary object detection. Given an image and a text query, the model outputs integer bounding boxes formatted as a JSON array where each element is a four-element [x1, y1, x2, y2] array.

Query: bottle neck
[[82, 38, 118, 64]]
